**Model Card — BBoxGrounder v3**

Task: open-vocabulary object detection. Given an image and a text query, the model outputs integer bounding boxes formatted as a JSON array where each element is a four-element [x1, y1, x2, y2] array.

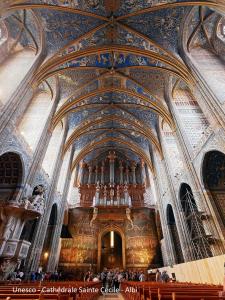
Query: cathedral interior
[[0, 0, 225, 285]]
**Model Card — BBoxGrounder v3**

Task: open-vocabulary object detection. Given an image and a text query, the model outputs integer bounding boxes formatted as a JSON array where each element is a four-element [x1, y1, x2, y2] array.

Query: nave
[[1, 0, 225, 293]]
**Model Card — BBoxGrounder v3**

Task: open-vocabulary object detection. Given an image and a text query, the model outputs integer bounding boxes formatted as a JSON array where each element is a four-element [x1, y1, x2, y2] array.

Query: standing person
[[155, 269, 161, 282], [18, 270, 24, 280], [84, 271, 90, 281], [30, 272, 36, 282], [160, 270, 170, 283], [118, 271, 124, 291], [54, 271, 59, 281], [113, 272, 120, 290], [134, 272, 139, 281], [101, 268, 107, 289], [139, 271, 145, 282], [107, 270, 113, 288], [9, 271, 17, 281]]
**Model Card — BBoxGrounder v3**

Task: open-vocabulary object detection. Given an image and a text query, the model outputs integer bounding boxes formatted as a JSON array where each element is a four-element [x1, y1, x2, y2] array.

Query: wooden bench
[[121, 281, 225, 300], [0, 281, 101, 300]]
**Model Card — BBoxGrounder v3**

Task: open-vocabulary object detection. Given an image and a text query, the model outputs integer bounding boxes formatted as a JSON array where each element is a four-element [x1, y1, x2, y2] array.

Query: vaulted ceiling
[[4, 0, 222, 170]]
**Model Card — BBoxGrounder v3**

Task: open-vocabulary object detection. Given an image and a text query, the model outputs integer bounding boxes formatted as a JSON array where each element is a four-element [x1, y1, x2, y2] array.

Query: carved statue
[[90, 207, 98, 227], [126, 208, 134, 229], [0, 259, 18, 280], [0, 212, 16, 240], [103, 185, 107, 205], [128, 195, 132, 207], [21, 185, 45, 214], [116, 185, 120, 201], [96, 181, 100, 192], [124, 182, 129, 205], [103, 185, 107, 197], [110, 187, 114, 199], [32, 185, 45, 196], [124, 181, 128, 193]]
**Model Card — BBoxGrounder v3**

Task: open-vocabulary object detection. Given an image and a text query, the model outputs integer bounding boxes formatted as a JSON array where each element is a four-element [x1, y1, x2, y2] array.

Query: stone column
[[140, 159, 146, 185], [108, 151, 116, 185], [95, 165, 99, 184], [131, 161, 137, 185], [101, 161, 105, 185], [119, 161, 124, 185], [125, 165, 129, 184], [25, 127, 68, 273], [79, 161, 86, 185], [88, 165, 93, 185]]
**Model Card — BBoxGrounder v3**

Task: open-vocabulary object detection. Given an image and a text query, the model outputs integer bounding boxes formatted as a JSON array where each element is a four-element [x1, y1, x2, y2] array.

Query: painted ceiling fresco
[[4, 0, 216, 167]]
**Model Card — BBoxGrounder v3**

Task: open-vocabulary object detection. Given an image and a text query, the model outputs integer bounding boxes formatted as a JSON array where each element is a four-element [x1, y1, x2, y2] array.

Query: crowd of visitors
[[8, 268, 172, 284], [84, 269, 173, 285], [84, 269, 146, 283], [83, 269, 146, 291], [155, 269, 171, 282], [8, 270, 63, 282]]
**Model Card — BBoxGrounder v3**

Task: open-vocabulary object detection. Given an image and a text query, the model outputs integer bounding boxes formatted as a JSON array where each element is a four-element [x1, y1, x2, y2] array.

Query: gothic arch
[[202, 150, 225, 227], [42, 121, 65, 179], [0, 152, 23, 202], [41, 203, 58, 270], [0, 10, 43, 107], [97, 225, 126, 271], [179, 182, 212, 259], [180, 7, 225, 110], [166, 204, 184, 264], [18, 90, 54, 152]]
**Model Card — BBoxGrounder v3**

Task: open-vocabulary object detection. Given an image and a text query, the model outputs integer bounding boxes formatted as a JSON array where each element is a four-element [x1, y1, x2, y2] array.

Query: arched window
[[0, 152, 23, 202], [19, 91, 53, 151], [167, 204, 184, 264], [0, 48, 36, 106], [0, 11, 40, 107], [42, 122, 64, 179], [56, 148, 71, 194], [202, 151, 225, 227], [179, 183, 212, 259], [161, 122, 184, 179], [172, 88, 210, 150], [184, 9, 225, 105]]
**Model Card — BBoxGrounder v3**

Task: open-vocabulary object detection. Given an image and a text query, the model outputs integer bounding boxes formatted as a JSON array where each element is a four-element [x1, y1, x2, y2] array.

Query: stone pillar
[[140, 159, 146, 185], [131, 161, 137, 185], [95, 165, 99, 184], [74, 165, 79, 187], [119, 161, 124, 185], [79, 161, 86, 185], [94, 182, 100, 206], [108, 151, 116, 185], [101, 161, 105, 185], [88, 165, 92, 185], [125, 165, 129, 184]]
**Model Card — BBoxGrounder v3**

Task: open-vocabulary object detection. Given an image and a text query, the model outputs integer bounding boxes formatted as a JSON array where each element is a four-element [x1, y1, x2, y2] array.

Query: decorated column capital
[[108, 150, 116, 163]]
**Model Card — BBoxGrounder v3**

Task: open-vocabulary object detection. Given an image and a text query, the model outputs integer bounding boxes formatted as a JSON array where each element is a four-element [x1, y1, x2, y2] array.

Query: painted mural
[[59, 209, 98, 270], [125, 209, 160, 268], [59, 207, 161, 271]]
